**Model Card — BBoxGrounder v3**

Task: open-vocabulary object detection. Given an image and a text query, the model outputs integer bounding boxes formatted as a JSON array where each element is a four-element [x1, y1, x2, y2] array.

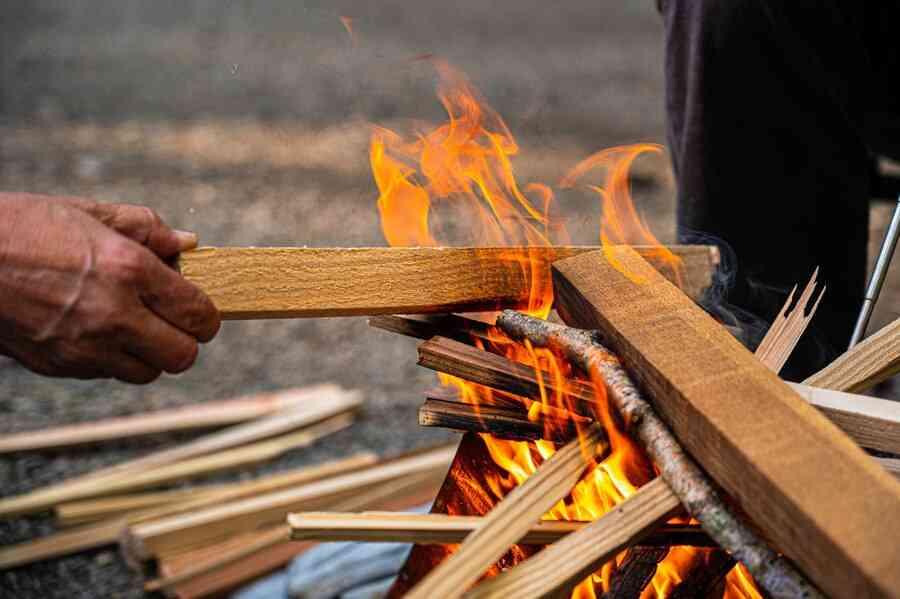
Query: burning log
[[178, 245, 718, 319], [0, 385, 362, 519], [403, 425, 608, 599], [414, 326, 900, 458], [462, 478, 681, 599], [0, 387, 318, 454], [804, 315, 900, 393], [550, 247, 900, 598], [287, 511, 712, 547], [449, 310, 813, 599]]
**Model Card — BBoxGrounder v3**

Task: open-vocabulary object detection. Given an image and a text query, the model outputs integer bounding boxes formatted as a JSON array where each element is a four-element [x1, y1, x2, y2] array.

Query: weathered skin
[[0, 192, 220, 383]]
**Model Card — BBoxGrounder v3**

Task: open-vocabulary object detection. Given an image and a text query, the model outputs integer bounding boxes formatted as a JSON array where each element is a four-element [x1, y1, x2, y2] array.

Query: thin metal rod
[[850, 195, 900, 348]]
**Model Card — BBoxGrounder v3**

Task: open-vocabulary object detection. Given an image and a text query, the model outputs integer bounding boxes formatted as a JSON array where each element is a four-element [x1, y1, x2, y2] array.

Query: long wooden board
[[552, 247, 900, 599], [804, 316, 900, 393], [178, 246, 718, 319]]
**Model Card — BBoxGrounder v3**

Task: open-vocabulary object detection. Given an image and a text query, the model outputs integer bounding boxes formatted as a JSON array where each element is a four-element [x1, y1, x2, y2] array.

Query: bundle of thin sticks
[[0, 384, 457, 598]]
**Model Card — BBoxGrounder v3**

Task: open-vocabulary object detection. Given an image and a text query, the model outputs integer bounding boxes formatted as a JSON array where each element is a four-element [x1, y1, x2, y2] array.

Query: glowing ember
[[371, 59, 760, 598]]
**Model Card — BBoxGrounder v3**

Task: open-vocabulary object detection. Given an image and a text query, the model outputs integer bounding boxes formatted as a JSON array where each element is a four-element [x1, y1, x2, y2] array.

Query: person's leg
[[662, 0, 873, 379]]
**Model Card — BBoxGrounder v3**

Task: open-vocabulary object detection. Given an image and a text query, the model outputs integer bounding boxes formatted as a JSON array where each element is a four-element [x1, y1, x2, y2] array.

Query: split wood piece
[[877, 456, 900, 479], [0, 517, 128, 570], [804, 316, 900, 393], [0, 450, 370, 571], [178, 245, 719, 319], [0, 387, 316, 454], [786, 382, 900, 456], [123, 444, 457, 563], [48, 415, 356, 508], [418, 336, 597, 417], [0, 384, 362, 519], [404, 425, 608, 599], [55, 452, 377, 528], [419, 332, 900, 459], [419, 398, 577, 443], [552, 247, 900, 599], [55, 487, 228, 527], [463, 478, 680, 599], [754, 269, 824, 374], [148, 472, 443, 599], [287, 510, 712, 547]]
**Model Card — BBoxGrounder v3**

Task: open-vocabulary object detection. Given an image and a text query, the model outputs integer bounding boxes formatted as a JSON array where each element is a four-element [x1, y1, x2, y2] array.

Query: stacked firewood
[[2, 245, 899, 598], [0, 384, 454, 598]]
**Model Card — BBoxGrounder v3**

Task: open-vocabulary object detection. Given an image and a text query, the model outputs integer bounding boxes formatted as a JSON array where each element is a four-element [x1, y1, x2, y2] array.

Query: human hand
[[0, 193, 221, 383]]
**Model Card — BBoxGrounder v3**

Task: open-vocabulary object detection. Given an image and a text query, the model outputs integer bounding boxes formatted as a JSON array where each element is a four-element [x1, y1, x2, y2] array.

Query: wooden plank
[[178, 246, 718, 319], [788, 382, 900, 455], [0, 385, 361, 519], [123, 445, 456, 562], [287, 510, 710, 547], [552, 246, 900, 599], [0, 388, 314, 454], [465, 478, 681, 599], [55, 487, 227, 527], [405, 425, 607, 599], [804, 316, 900, 393]]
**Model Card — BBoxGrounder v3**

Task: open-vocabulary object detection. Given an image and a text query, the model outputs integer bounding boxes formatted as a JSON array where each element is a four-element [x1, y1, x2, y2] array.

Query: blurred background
[[1, 2, 897, 597]]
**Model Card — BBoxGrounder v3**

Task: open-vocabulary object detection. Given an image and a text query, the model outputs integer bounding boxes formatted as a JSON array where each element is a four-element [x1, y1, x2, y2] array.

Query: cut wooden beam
[[552, 246, 900, 599], [787, 382, 900, 455], [0, 385, 361, 519], [804, 316, 900, 393], [178, 246, 718, 319], [405, 425, 608, 599], [0, 388, 315, 454], [464, 478, 681, 599], [55, 452, 377, 528], [123, 445, 456, 563], [287, 510, 711, 547]]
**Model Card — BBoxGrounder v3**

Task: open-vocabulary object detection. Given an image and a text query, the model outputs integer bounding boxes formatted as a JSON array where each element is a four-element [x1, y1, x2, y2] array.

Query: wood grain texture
[[464, 478, 681, 599], [405, 425, 607, 599], [287, 510, 710, 547], [0, 385, 360, 519], [123, 445, 456, 562], [419, 398, 578, 443], [0, 388, 313, 454], [804, 316, 900, 393], [418, 334, 899, 459], [552, 247, 900, 599], [178, 246, 718, 319], [788, 382, 900, 456]]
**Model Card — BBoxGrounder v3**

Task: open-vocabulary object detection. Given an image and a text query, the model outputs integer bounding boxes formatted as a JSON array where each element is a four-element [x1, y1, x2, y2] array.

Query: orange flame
[[370, 59, 757, 598]]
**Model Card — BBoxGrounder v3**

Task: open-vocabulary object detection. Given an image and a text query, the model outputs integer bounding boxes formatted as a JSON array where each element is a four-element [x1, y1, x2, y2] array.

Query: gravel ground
[[1, 2, 898, 598]]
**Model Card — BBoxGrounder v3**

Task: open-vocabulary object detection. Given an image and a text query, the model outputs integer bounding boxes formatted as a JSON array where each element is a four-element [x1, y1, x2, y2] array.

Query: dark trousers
[[661, 0, 900, 379]]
